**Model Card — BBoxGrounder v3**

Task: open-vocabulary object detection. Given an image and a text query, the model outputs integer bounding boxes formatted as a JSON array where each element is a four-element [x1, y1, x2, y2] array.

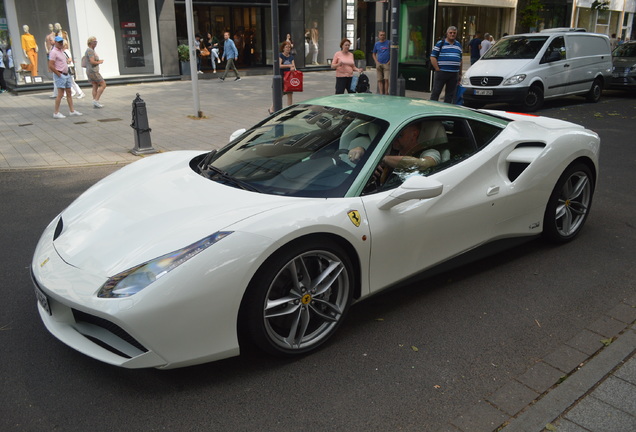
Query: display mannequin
[[54, 23, 71, 52], [310, 21, 319, 65], [45, 23, 56, 55], [21, 25, 39, 76]]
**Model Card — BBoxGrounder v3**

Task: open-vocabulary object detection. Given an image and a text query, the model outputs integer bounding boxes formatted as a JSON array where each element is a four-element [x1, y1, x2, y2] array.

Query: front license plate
[[474, 89, 493, 96], [35, 286, 52, 316]]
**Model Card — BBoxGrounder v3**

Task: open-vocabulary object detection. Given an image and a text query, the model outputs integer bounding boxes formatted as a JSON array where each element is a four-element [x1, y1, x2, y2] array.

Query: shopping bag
[[284, 70, 303, 92], [350, 74, 359, 92]]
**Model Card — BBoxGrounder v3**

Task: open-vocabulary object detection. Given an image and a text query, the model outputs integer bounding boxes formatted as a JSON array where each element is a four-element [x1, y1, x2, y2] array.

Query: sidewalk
[[1, 69, 635, 432]]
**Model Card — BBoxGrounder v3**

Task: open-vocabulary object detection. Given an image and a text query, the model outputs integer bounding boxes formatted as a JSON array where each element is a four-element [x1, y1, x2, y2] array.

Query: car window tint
[[467, 119, 504, 149], [543, 36, 566, 62]]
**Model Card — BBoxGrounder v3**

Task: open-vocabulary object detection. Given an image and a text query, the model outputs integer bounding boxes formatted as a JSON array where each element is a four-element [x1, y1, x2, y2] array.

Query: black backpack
[[355, 72, 370, 93]]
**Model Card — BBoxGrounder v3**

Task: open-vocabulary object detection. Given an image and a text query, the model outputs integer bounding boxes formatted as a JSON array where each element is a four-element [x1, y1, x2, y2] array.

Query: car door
[[358, 117, 507, 293], [541, 36, 570, 97]]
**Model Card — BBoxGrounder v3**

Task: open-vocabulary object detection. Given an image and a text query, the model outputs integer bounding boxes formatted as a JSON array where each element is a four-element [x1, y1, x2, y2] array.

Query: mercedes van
[[461, 29, 612, 111]]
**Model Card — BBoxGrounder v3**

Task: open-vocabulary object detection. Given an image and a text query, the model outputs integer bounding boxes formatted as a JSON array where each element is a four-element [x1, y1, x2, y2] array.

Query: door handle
[[487, 186, 499, 196]]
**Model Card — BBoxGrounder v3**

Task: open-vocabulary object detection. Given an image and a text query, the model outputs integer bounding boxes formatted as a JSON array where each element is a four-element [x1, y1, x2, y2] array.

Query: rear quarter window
[[468, 120, 504, 149]]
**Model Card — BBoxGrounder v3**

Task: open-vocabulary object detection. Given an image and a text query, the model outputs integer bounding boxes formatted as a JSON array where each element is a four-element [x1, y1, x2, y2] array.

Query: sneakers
[[53, 112, 66, 119], [213, 70, 217, 73], [93, 100, 104, 108], [219, 77, 224, 81], [69, 111, 83, 116], [197, 70, 204, 74], [235, 77, 241, 81], [77, 93, 86, 99]]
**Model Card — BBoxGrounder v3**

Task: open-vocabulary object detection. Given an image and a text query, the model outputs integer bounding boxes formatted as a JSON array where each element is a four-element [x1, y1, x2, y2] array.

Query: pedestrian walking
[[85, 36, 107, 108], [331, 38, 360, 94], [63, 41, 85, 99], [48, 36, 82, 119], [372, 30, 390, 94], [429, 26, 462, 104], [219, 32, 241, 81]]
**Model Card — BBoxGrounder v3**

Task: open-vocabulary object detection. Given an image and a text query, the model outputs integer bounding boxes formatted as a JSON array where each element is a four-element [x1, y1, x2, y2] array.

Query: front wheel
[[585, 78, 602, 103], [521, 85, 544, 112], [240, 239, 354, 356], [542, 163, 594, 243]]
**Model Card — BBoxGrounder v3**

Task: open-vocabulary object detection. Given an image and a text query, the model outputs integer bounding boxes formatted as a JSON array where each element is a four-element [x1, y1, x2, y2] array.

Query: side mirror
[[377, 175, 443, 210], [229, 128, 246, 142]]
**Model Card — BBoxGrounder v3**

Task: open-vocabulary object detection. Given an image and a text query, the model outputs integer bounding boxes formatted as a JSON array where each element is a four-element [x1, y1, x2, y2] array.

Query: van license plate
[[474, 89, 493, 96]]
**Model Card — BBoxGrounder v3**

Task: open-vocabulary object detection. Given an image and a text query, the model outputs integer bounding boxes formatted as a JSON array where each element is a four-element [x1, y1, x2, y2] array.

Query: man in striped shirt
[[430, 26, 463, 103]]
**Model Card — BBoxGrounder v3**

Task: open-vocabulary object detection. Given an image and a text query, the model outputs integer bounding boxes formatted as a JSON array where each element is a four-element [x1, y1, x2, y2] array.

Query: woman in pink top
[[331, 38, 361, 94]]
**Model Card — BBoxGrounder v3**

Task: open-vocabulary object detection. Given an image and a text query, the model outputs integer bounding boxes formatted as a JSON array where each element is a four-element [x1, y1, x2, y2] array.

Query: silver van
[[461, 29, 612, 111]]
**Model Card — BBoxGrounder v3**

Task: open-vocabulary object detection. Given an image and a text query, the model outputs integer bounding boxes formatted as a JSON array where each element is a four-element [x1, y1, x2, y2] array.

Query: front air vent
[[53, 217, 64, 240]]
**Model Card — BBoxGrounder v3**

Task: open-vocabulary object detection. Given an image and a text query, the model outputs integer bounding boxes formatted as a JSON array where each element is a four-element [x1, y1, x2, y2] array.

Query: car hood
[[53, 151, 304, 276]]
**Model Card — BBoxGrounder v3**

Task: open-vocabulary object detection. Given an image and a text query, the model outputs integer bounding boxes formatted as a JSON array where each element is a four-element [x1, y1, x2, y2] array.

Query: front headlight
[[503, 74, 526, 85], [98, 231, 232, 298], [461, 75, 470, 86]]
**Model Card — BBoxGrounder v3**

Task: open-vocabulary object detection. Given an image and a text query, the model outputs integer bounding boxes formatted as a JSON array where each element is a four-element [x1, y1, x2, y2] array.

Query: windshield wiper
[[202, 165, 262, 193], [198, 149, 217, 172]]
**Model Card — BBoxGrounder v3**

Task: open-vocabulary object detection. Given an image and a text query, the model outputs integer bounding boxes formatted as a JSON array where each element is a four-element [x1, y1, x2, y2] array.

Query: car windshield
[[482, 36, 549, 60], [613, 43, 636, 57], [194, 104, 388, 198]]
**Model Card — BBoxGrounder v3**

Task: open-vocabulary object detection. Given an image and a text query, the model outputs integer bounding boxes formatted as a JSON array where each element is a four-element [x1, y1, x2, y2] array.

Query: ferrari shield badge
[[347, 210, 361, 227]]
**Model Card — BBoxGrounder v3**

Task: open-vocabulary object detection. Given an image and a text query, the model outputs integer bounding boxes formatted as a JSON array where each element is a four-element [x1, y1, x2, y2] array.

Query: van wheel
[[585, 78, 602, 103], [521, 85, 544, 112]]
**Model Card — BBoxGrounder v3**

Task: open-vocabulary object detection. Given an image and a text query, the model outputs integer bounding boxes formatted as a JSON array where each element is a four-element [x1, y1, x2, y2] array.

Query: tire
[[521, 85, 544, 112], [585, 78, 602, 103], [542, 163, 594, 243], [240, 239, 354, 356]]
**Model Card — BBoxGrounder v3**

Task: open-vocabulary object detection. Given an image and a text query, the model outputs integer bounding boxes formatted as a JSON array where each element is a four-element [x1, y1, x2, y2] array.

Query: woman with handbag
[[331, 38, 361, 94], [269, 41, 296, 115]]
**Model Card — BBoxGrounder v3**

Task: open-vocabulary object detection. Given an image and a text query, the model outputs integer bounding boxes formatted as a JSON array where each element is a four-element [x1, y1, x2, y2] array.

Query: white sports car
[[32, 95, 600, 369]]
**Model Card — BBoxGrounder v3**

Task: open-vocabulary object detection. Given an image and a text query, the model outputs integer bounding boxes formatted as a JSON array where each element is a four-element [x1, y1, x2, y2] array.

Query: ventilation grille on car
[[470, 76, 504, 86], [72, 309, 148, 358]]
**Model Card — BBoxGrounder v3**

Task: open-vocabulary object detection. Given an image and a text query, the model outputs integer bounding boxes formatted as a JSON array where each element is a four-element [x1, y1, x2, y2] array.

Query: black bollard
[[130, 93, 156, 155]]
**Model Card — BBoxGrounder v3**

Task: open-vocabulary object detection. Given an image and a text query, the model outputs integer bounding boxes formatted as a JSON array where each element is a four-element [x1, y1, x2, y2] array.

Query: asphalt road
[[1, 92, 635, 432]]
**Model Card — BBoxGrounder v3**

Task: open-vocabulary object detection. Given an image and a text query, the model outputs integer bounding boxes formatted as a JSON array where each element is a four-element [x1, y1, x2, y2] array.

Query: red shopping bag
[[283, 70, 303, 92]]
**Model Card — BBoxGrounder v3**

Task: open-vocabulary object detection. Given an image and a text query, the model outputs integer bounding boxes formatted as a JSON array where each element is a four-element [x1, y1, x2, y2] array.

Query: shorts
[[53, 72, 73, 89], [87, 69, 104, 84], [377, 63, 390, 81]]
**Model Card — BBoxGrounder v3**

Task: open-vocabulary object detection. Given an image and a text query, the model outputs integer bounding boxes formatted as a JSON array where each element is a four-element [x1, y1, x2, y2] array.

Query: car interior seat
[[339, 120, 380, 166], [418, 121, 450, 163]]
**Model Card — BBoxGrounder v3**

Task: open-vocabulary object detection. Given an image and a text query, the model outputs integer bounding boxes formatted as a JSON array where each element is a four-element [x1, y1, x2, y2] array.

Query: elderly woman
[[84, 36, 106, 108], [331, 38, 361, 94]]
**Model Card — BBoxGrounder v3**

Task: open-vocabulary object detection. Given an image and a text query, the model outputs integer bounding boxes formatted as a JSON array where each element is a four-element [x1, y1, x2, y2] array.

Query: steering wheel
[[332, 148, 356, 167]]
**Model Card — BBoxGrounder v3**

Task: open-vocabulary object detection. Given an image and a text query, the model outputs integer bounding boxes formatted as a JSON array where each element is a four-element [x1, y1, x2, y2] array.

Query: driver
[[348, 122, 442, 173]]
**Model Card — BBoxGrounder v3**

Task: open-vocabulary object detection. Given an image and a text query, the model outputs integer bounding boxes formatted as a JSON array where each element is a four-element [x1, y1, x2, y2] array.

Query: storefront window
[[400, 0, 434, 64], [304, 0, 342, 67]]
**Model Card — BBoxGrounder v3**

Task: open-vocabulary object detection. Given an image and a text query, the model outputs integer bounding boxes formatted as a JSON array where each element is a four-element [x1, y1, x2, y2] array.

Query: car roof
[[299, 94, 509, 126]]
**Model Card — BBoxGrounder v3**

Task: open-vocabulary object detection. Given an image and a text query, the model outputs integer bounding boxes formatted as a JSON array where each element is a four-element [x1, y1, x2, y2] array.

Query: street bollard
[[397, 74, 406, 97], [130, 93, 157, 155]]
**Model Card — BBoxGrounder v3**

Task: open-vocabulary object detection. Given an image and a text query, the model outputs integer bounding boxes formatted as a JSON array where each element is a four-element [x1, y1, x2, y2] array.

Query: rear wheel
[[585, 78, 602, 103], [240, 239, 354, 356], [542, 163, 594, 243], [521, 85, 544, 112]]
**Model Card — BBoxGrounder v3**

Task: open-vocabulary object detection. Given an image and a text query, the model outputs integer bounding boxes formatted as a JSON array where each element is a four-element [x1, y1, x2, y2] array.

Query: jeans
[[430, 70, 459, 103], [222, 58, 240, 79]]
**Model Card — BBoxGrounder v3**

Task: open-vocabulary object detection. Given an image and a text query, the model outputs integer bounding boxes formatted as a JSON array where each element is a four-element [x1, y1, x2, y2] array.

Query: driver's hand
[[348, 146, 365, 163]]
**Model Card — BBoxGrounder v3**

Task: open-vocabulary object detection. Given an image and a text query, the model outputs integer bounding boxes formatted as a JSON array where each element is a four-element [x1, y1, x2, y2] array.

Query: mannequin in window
[[21, 25, 39, 76], [45, 23, 56, 57], [54, 23, 71, 53], [309, 21, 319, 64]]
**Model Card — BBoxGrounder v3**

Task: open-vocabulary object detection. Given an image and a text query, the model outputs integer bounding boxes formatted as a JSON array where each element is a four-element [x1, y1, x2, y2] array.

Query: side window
[[542, 36, 566, 63], [467, 119, 504, 150], [362, 118, 476, 194]]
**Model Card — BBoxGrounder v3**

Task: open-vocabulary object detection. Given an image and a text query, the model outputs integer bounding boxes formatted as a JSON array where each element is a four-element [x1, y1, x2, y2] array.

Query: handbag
[[201, 47, 210, 57], [283, 70, 303, 92]]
